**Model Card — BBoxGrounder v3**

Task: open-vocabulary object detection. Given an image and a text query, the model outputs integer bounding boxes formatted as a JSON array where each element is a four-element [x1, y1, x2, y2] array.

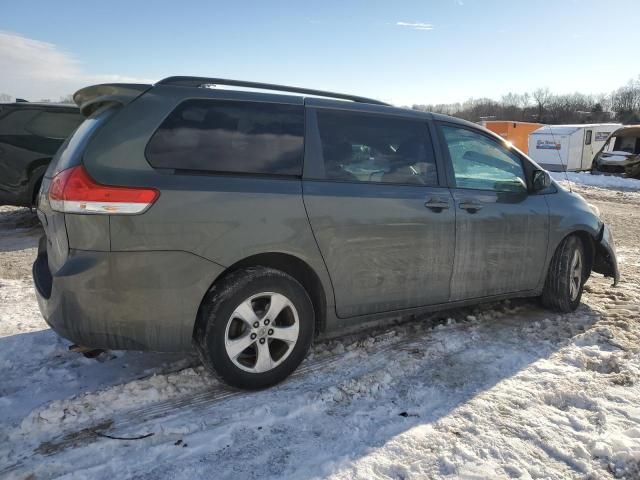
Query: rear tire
[[195, 267, 314, 390], [541, 235, 586, 313]]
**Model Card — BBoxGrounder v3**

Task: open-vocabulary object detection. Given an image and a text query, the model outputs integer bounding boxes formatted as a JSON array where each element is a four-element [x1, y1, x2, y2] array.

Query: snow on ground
[[551, 171, 640, 191], [1, 191, 639, 479]]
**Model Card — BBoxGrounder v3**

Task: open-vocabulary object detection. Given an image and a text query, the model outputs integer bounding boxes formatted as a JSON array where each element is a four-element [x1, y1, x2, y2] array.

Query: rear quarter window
[[24, 110, 82, 139], [47, 106, 117, 176], [146, 99, 304, 176]]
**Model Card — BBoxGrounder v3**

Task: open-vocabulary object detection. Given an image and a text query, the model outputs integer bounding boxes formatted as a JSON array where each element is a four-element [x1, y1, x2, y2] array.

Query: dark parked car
[[0, 101, 82, 207], [33, 77, 619, 389]]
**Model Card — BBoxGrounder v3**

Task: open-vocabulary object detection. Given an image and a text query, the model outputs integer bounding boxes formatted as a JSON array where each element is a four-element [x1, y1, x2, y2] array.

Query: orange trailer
[[481, 121, 544, 155]]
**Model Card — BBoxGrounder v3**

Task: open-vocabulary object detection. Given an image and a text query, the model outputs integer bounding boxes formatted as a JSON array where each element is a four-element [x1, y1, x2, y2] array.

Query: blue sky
[[1, 0, 638, 104]]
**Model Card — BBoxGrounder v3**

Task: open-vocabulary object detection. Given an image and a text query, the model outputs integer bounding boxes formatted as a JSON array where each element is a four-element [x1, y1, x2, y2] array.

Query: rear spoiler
[[73, 83, 152, 116]]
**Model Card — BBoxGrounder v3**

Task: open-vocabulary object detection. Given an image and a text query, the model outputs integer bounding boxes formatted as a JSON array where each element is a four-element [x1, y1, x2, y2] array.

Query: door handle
[[459, 201, 483, 212], [424, 198, 450, 211]]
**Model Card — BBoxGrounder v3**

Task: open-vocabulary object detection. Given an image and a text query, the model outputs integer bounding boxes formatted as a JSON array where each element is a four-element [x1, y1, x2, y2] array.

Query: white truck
[[528, 124, 622, 171]]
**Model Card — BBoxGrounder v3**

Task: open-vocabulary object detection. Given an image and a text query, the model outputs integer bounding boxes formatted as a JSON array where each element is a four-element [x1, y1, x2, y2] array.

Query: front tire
[[195, 267, 314, 390], [541, 235, 586, 312]]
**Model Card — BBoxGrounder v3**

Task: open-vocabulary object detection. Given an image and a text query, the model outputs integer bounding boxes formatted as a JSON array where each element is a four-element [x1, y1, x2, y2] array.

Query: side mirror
[[532, 169, 551, 192]]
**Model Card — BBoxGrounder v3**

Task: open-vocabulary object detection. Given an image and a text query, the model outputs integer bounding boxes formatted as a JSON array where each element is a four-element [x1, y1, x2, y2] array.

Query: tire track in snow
[[1, 317, 483, 478]]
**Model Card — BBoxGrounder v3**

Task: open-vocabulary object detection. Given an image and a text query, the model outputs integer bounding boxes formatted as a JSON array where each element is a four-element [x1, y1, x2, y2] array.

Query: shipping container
[[481, 121, 543, 154]]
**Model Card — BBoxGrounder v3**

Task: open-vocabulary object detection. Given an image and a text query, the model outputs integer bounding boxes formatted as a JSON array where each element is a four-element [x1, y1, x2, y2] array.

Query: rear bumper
[[33, 237, 225, 351], [593, 224, 620, 286], [594, 164, 626, 174], [594, 156, 640, 177]]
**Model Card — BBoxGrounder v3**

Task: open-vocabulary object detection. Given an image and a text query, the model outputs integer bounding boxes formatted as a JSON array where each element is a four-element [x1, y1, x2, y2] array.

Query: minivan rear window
[[146, 99, 304, 176], [47, 106, 116, 177]]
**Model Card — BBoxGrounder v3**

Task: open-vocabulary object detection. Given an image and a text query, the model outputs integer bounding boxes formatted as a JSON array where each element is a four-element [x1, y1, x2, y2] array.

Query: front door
[[438, 123, 549, 301], [303, 106, 455, 318]]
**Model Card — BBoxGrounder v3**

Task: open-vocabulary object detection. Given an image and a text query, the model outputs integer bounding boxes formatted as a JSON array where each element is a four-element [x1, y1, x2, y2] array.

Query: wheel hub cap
[[569, 249, 583, 301], [224, 292, 300, 374]]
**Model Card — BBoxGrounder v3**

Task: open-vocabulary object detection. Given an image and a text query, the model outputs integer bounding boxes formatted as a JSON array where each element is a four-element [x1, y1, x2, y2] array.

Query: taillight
[[49, 166, 159, 215]]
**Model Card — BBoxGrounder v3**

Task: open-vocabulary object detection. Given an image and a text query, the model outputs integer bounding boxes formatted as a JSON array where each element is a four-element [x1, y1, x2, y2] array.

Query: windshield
[[611, 135, 640, 154]]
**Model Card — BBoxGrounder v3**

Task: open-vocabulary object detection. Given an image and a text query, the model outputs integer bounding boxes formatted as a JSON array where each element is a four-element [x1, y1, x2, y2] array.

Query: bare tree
[[58, 94, 74, 104], [611, 76, 640, 122], [532, 88, 552, 121], [500, 92, 527, 120], [501, 92, 519, 107], [595, 93, 611, 114], [411, 76, 640, 125]]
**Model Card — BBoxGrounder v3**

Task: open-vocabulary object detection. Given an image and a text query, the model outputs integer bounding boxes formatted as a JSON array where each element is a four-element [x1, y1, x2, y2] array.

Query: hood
[[600, 150, 634, 158]]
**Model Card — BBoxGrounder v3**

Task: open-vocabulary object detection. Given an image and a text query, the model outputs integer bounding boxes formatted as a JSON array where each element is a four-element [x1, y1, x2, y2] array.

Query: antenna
[[544, 124, 572, 192]]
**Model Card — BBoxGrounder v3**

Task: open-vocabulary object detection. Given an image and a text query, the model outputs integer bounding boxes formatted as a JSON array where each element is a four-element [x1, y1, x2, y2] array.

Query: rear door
[[436, 122, 549, 301], [581, 129, 594, 169], [303, 105, 455, 318]]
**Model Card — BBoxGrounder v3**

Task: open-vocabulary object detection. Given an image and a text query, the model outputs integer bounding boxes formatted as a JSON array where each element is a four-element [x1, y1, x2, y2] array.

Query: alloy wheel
[[224, 292, 300, 373], [569, 249, 583, 301]]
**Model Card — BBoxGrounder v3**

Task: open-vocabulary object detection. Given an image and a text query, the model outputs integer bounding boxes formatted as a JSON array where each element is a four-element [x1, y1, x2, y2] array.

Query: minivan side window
[[146, 99, 304, 176], [441, 125, 527, 193], [314, 109, 438, 186]]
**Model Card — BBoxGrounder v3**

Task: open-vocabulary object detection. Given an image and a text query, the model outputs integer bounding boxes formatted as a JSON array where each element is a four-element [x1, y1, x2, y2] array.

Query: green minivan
[[33, 77, 619, 389]]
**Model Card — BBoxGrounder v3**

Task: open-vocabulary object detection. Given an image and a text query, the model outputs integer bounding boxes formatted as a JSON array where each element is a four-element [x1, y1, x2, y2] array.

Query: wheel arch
[[571, 230, 596, 277], [194, 252, 328, 340], [549, 229, 596, 280], [27, 162, 49, 206]]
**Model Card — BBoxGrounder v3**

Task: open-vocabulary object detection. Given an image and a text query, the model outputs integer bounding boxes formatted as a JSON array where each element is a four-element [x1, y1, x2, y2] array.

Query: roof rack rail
[[156, 76, 390, 106]]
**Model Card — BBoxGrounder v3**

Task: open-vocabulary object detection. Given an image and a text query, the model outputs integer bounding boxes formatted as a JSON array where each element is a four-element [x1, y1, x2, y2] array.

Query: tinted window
[[48, 106, 116, 176], [146, 100, 304, 175], [0, 109, 39, 134], [315, 110, 437, 186], [441, 125, 527, 193], [25, 111, 82, 139]]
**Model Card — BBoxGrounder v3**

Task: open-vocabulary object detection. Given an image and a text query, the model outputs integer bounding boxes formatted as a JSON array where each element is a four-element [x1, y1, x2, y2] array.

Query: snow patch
[[551, 171, 640, 191]]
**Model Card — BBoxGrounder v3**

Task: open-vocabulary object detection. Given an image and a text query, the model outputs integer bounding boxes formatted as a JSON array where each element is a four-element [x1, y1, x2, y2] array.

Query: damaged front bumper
[[594, 154, 640, 178], [593, 224, 620, 286]]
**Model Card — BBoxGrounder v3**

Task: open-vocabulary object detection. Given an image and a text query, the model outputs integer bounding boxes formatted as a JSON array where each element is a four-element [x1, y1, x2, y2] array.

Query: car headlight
[[587, 203, 601, 218]]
